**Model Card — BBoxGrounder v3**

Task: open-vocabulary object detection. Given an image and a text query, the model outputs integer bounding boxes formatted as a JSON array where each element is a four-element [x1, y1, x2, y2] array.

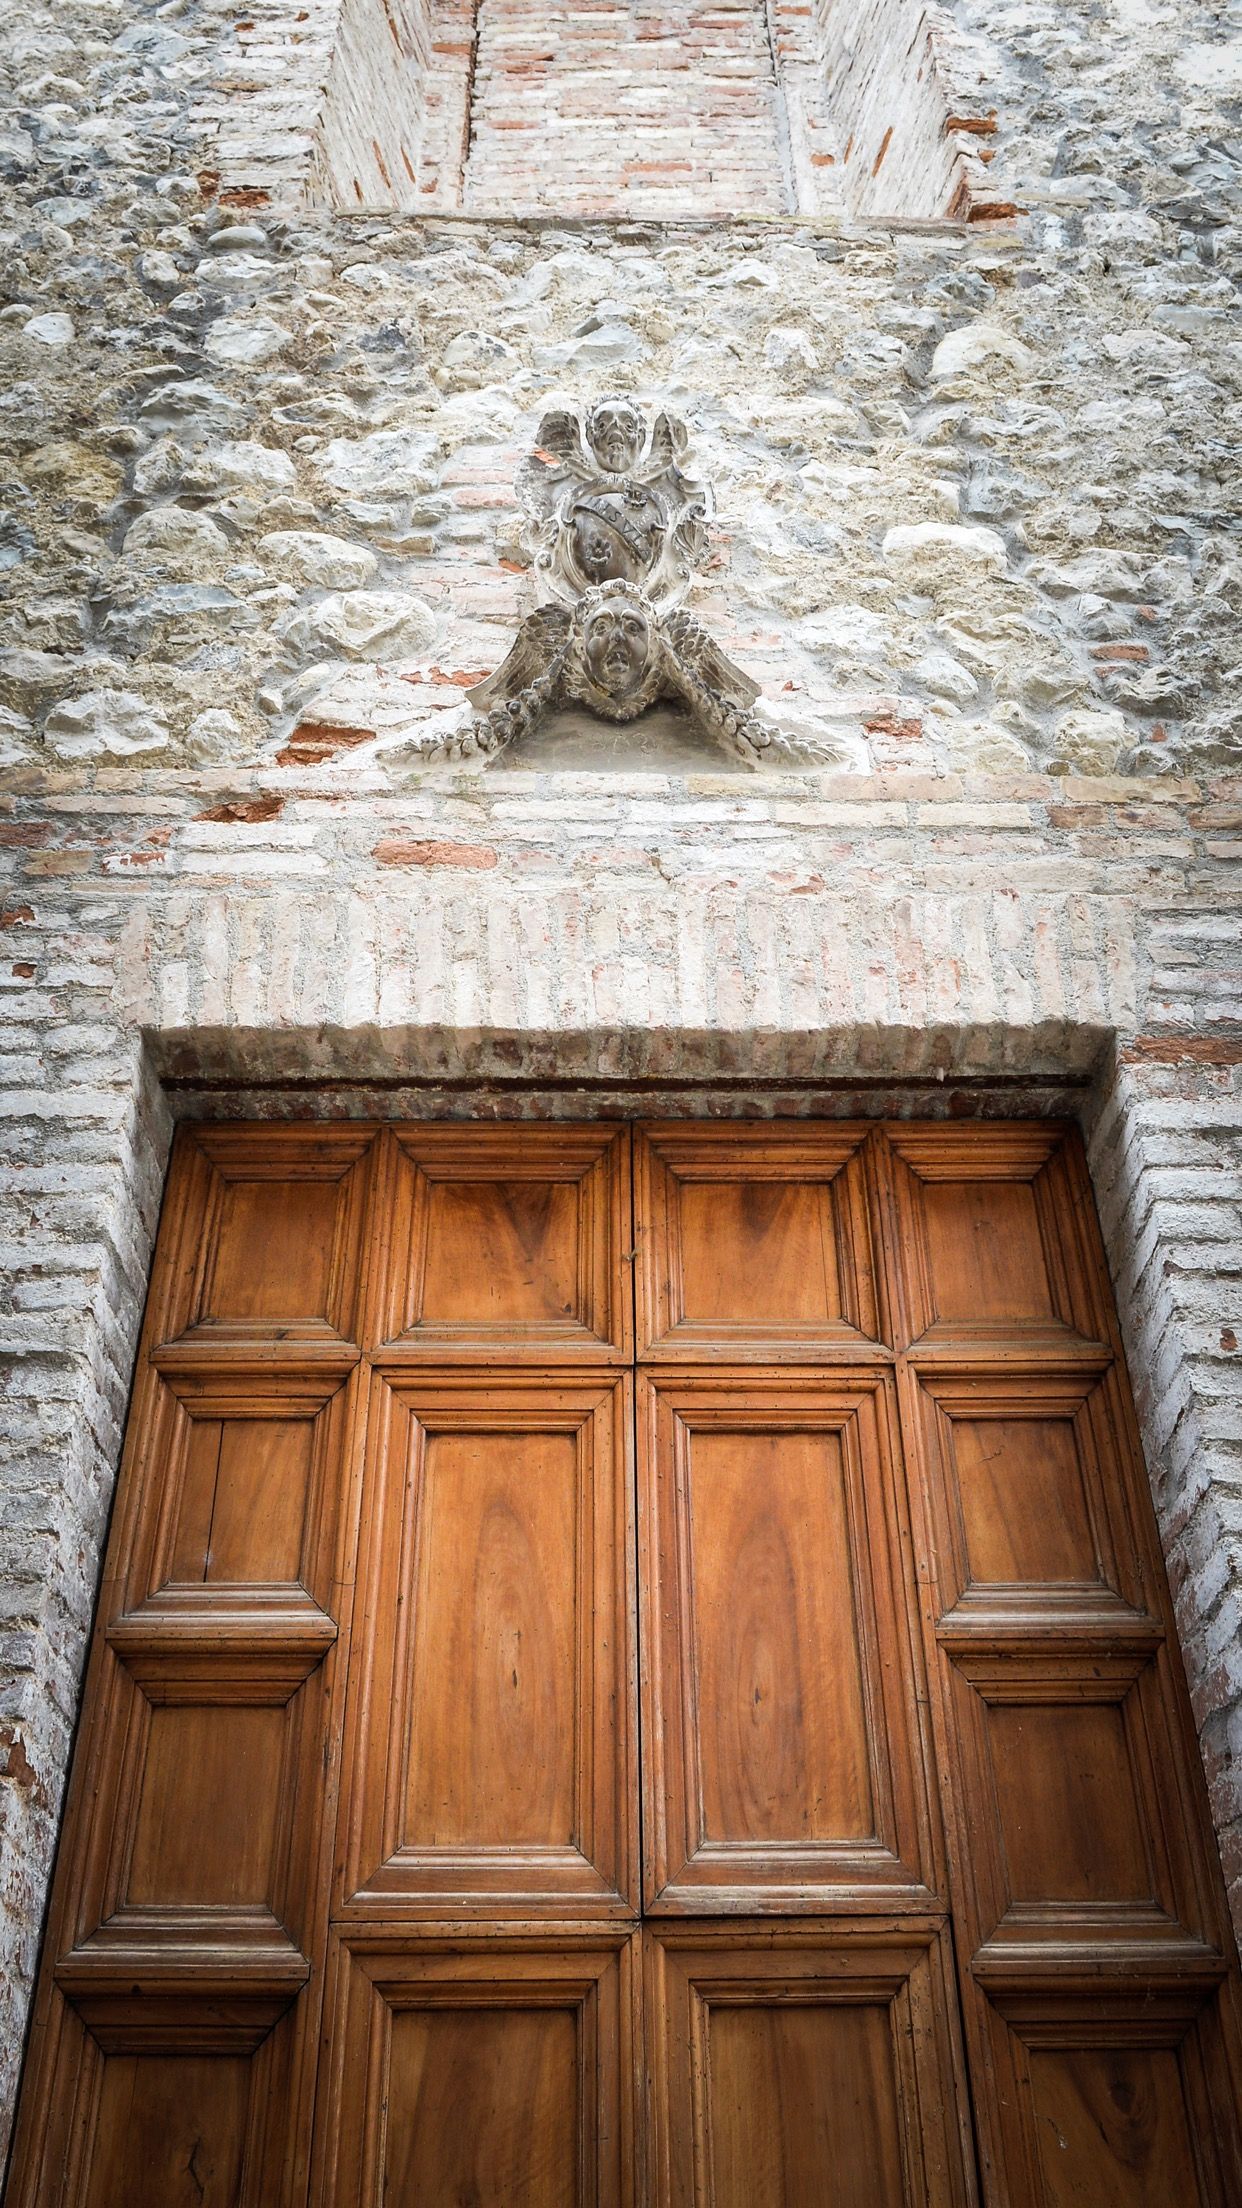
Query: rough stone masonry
[[1, 0, 1241, 2165]]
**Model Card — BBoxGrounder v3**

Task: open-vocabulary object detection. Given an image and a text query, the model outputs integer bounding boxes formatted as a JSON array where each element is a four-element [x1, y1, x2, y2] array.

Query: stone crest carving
[[518, 398, 709, 610], [432, 397, 801, 766]]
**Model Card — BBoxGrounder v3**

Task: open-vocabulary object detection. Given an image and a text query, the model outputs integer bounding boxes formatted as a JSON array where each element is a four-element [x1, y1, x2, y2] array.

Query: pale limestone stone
[[122, 506, 230, 570], [931, 323, 1034, 379], [256, 531, 378, 587], [0, 704, 37, 765], [21, 311, 74, 345], [317, 429, 438, 495], [913, 651, 980, 704], [764, 326, 820, 384], [207, 440, 299, 491], [1053, 707, 1129, 773], [138, 249, 180, 291], [195, 253, 277, 289], [439, 330, 521, 390], [203, 315, 293, 365], [943, 717, 1033, 772], [309, 590, 437, 659], [186, 707, 245, 761], [881, 522, 1009, 585], [43, 689, 170, 759]]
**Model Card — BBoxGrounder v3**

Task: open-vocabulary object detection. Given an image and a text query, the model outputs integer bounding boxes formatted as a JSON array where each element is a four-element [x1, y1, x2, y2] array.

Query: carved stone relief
[[429, 399, 815, 768]]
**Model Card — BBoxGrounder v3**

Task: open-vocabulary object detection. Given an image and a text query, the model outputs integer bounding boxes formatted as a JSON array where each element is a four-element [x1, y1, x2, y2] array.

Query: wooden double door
[[10, 1120, 1242, 2206]]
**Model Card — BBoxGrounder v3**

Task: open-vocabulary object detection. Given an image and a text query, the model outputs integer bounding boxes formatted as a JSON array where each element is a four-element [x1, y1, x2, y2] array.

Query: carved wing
[[466, 604, 573, 710], [661, 608, 760, 707], [644, 410, 690, 482], [518, 407, 591, 519]]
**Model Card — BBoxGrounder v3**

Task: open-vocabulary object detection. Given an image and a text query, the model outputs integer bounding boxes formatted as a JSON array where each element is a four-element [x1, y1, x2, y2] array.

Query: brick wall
[[193, 0, 998, 214], [464, 0, 791, 218]]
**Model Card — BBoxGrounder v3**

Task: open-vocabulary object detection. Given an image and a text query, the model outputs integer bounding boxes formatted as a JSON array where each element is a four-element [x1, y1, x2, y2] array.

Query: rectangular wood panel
[[160, 1125, 377, 1354], [646, 1922, 976, 2208], [338, 1372, 636, 1914], [314, 1931, 637, 2208], [639, 1372, 936, 1910], [635, 1123, 881, 1358], [370, 1124, 632, 1361]]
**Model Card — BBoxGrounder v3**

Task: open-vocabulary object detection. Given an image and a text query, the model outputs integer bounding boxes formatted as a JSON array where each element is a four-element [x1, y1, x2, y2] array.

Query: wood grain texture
[[635, 1123, 881, 1359], [313, 1929, 637, 2208], [370, 1124, 632, 1361], [645, 1920, 976, 2208], [877, 1123, 1242, 2205], [10, 1116, 1242, 2208], [337, 1372, 637, 1915], [638, 1371, 936, 1912]]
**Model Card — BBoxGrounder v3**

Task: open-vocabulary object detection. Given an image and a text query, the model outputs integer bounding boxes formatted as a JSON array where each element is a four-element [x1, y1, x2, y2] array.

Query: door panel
[[372, 1124, 632, 1361], [646, 1923, 975, 2208], [883, 1125, 1242, 2203], [162, 1124, 377, 1352], [635, 1124, 880, 1358], [337, 1372, 637, 1914], [315, 1931, 637, 2208], [9, 1116, 1242, 2208], [639, 1373, 936, 1910]]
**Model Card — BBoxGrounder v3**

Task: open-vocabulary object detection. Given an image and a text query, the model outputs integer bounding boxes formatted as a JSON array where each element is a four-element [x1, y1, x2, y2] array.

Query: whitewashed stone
[[257, 530, 379, 587]]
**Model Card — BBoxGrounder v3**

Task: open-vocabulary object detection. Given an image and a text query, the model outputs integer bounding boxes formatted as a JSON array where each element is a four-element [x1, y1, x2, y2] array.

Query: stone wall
[[1, 0, 1241, 2170]]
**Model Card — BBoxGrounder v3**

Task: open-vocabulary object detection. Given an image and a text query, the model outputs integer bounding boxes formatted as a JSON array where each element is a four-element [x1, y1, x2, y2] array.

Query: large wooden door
[[8, 1121, 1242, 2206]]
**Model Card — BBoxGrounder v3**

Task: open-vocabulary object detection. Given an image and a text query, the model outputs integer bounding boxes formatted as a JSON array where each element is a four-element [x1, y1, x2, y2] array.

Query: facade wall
[[1, 0, 1241, 2170]]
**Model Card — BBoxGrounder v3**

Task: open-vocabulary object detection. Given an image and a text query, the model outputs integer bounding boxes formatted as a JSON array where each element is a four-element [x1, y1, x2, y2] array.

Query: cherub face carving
[[583, 598, 652, 697], [586, 400, 643, 476]]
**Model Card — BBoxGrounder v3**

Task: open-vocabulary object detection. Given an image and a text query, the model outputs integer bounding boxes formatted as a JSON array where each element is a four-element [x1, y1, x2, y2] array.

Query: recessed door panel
[[639, 1373, 934, 1909], [647, 1923, 975, 2208], [317, 1933, 635, 2208], [339, 1373, 636, 1913], [635, 1124, 879, 1357], [82, 2055, 251, 2208], [404, 1424, 579, 1849], [374, 1124, 631, 1360], [1029, 2045, 1203, 2207]]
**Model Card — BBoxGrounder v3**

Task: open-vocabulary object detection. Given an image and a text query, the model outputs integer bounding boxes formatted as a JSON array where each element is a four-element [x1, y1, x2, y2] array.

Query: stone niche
[[194, 0, 1013, 221]]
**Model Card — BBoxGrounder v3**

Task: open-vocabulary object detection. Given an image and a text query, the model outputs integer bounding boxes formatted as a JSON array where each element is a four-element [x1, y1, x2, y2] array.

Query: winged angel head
[[462, 579, 785, 764]]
